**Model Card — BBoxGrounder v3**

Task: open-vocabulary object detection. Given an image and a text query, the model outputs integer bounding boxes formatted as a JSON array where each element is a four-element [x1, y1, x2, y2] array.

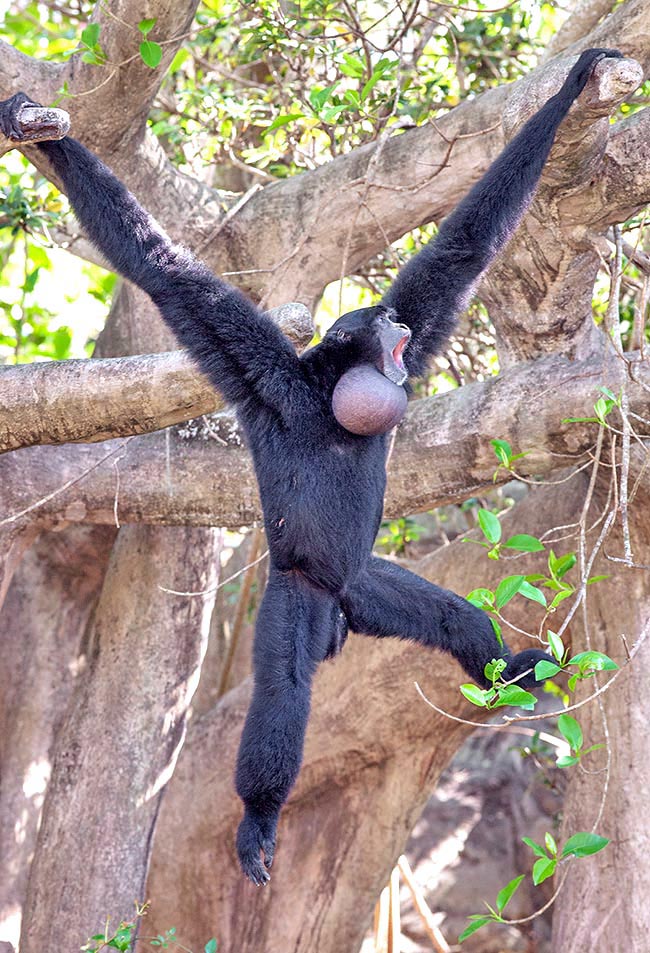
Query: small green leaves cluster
[[78, 23, 106, 66], [533, 633, 618, 694], [467, 505, 543, 561], [267, 56, 397, 132], [490, 438, 530, 479], [523, 831, 609, 887], [459, 833, 609, 942], [563, 387, 620, 425], [460, 645, 618, 715], [465, 509, 608, 637], [377, 516, 424, 556], [138, 19, 163, 70], [458, 873, 525, 942], [81, 903, 217, 953], [70, 19, 162, 72], [554, 713, 604, 768], [460, 659, 536, 711]]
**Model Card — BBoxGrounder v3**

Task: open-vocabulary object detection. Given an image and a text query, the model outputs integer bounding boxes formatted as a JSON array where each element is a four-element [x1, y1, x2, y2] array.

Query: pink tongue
[[393, 335, 408, 365]]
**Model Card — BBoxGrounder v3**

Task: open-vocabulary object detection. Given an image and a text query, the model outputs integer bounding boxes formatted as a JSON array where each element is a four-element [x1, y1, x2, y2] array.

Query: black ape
[[0, 48, 620, 886]]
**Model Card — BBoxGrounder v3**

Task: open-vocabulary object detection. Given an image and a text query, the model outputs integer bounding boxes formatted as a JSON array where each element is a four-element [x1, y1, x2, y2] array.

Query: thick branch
[[2, 345, 648, 537], [481, 57, 645, 365], [598, 108, 650, 225], [0, 303, 314, 452]]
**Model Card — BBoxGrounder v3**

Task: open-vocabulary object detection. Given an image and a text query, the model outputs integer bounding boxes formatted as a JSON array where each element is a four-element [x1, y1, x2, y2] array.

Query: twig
[[159, 547, 269, 597], [397, 856, 450, 953], [217, 528, 265, 697]]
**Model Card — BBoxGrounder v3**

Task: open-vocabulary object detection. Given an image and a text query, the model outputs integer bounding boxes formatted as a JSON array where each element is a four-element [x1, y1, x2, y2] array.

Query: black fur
[[0, 49, 619, 885]]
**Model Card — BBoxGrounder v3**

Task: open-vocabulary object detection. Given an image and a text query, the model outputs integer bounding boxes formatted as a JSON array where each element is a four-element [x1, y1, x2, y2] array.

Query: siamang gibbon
[[0, 47, 621, 885]]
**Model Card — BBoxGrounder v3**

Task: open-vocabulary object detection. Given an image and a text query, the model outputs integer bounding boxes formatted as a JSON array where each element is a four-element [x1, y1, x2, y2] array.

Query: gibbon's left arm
[[382, 48, 623, 378], [0, 93, 300, 411]]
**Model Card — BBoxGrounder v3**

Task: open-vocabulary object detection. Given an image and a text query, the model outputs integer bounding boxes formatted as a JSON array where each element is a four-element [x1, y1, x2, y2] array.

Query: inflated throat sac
[[332, 365, 408, 436]]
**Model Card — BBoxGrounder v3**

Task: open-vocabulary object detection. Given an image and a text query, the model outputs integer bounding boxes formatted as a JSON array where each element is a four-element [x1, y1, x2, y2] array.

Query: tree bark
[[20, 525, 220, 951]]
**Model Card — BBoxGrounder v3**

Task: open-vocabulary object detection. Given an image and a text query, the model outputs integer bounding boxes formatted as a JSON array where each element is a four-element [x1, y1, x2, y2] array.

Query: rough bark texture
[[0, 303, 313, 452], [1, 2, 650, 951], [21, 525, 220, 951]]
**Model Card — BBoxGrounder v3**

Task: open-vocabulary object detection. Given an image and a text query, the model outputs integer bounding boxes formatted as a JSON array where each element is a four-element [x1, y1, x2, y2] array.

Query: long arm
[[0, 93, 299, 409], [382, 48, 622, 378]]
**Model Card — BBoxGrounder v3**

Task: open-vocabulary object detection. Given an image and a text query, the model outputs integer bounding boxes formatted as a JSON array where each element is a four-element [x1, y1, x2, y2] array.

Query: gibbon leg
[[235, 567, 338, 884]]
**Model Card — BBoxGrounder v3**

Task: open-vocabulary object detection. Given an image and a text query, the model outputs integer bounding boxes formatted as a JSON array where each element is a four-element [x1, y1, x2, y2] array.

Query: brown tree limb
[[1, 344, 647, 541], [0, 104, 69, 151], [0, 303, 314, 452]]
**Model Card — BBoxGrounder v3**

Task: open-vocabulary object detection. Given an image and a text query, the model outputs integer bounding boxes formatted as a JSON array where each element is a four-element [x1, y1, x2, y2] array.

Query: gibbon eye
[[336, 329, 351, 343]]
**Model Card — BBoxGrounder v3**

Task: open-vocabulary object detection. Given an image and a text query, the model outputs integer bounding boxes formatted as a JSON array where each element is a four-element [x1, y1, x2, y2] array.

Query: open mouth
[[392, 330, 410, 370]]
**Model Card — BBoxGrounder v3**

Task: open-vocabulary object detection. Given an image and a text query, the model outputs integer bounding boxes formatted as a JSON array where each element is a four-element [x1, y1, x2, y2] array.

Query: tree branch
[[0, 303, 314, 452], [2, 345, 647, 539]]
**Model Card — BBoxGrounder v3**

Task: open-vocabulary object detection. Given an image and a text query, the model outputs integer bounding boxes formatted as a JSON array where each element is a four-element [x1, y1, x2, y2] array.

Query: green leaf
[[496, 874, 524, 913], [138, 17, 157, 35], [478, 508, 501, 544], [484, 658, 507, 683], [594, 396, 612, 420], [466, 587, 494, 609], [551, 552, 577, 578], [519, 580, 547, 607], [557, 714, 583, 752], [266, 113, 305, 134], [490, 616, 503, 648], [503, 534, 545, 552], [339, 53, 365, 77], [24, 267, 40, 293], [361, 62, 392, 101], [321, 104, 350, 123], [491, 437, 512, 466], [599, 386, 618, 402], [81, 23, 100, 47], [569, 651, 618, 673], [494, 574, 524, 609], [204, 940, 218, 953], [547, 630, 564, 662], [556, 754, 580, 768], [168, 47, 190, 73], [550, 589, 574, 610], [460, 683, 488, 707], [140, 40, 162, 69], [545, 832, 557, 856], [534, 659, 562, 680], [459, 918, 491, 942], [522, 836, 547, 858], [493, 684, 537, 709], [309, 83, 338, 111], [561, 833, 609, 858], [52, 326, 72, 361], [532, 856, 556, 885]]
